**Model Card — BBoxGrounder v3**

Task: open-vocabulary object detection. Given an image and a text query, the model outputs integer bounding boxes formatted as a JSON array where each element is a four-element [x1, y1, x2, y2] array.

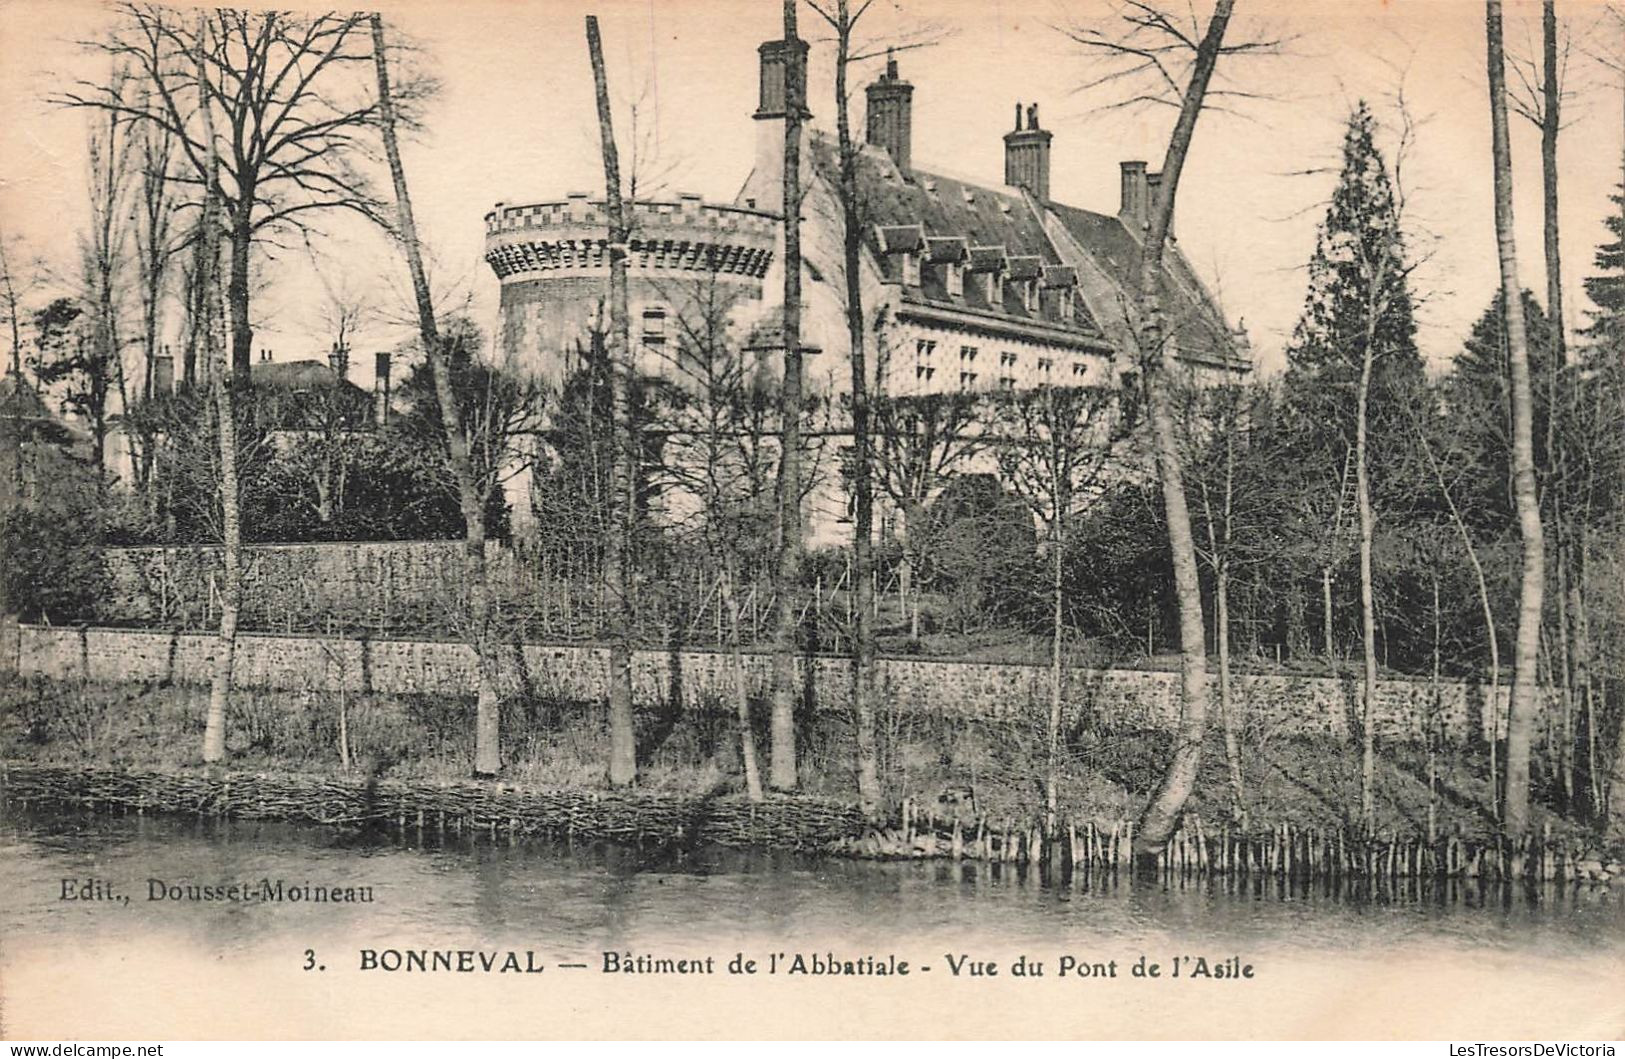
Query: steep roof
[[1047, 202, 1246, 370], [808, 134, 1107, 346], [251, 359, 364, 392], [804, 131, 1245, 370]]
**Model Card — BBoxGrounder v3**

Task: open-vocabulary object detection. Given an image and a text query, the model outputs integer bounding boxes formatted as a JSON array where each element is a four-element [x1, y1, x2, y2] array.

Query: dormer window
[[877, 224, 926, 287], [1040, 266, 1079, 324], [1006, 256, 1043, 313], [925, 237, 969, 299]]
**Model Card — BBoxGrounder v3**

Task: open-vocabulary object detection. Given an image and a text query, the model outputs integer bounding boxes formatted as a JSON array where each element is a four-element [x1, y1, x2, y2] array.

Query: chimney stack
[[755, 37, 810, 122], [1119, 160, 1149, 230], [152, 352, 174, 396], [374, 351, 392, 426], [1003, 102, 1053, 202], [865, 51, 914, 173], [747, 36, 811, 215], [329, 341, 349, 380]]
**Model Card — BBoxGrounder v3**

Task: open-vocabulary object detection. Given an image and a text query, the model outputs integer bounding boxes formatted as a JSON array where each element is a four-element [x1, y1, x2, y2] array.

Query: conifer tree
[[1283, 100, 1423, 832], [1284, 101, 1424, 489]]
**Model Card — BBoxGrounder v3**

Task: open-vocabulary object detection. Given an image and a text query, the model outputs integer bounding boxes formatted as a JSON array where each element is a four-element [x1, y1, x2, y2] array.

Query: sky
[[1, 0, 1622, 392]]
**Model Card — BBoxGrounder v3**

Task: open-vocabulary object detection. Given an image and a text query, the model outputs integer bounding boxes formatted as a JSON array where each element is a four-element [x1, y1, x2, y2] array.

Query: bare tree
[[1185, 382, 1252, 826], [871, 391, 985, 642], [657, 275, 772, 800], [63, 6, 390, 384], [1065, 0, 1245, 858], [0, 227, 46, 500], [1406, 397, 1502, 813], [586, 14, 639, 787], [1485, 0, 1548, 844], [994, 384, 1124, 832], [131, 82, 181, 404], [766, 0, 808, 793], [82, 76, 138, 477], [372, 13, 503, 777], [195, 12, 237, 766], [805, 0, 884, 818]]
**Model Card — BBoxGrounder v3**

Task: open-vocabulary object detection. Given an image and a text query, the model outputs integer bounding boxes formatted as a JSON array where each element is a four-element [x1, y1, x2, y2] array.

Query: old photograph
[[0, 0, 1622, 1042]]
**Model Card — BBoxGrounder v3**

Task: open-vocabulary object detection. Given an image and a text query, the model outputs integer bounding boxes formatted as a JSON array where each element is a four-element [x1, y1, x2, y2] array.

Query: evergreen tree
[[1582, 181, 1625, 349], [1283, 100, 1425, 500], [1449, 289, 1558, 525]]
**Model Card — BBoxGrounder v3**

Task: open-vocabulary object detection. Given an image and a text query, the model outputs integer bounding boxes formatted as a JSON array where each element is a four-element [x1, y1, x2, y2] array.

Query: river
[[2, 804, 1622, 1039]]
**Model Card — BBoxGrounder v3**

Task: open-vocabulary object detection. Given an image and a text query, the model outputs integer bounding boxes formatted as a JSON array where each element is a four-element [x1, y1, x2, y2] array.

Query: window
[[1057, 290, 1074, 322], [916, 338, 936, 358], [1072, 362, 1089, 378], [641, 306, 667, 345], [959, 370, 978, 390], [1038, 357, 1054, 374], [902, 253, 921, 286], [998, 375, 1016, 390], [999, 351, 1018, 368], [960, 345, 978, 363], [916, 365, 936, 381], [946, 263, 964, 297]]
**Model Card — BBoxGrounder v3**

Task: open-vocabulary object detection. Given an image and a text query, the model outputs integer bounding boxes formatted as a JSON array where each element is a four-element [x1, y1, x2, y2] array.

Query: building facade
[[485, 35, 1251, 541]]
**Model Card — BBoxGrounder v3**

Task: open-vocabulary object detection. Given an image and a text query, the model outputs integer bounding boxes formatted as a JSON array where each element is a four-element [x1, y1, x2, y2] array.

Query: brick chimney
[[1003, 102, 1053, 202], [749, 36, 811, 215], [152, 351, 174, 396], [373, 351, 392, 426], [1119, 160, 1149, 230], [865, 51, 914, 173], [1145, 170, 1172, 235]]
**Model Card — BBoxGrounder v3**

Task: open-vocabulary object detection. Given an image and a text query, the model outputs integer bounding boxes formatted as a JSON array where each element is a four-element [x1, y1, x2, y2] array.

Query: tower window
[[641, 306, 667, 344]]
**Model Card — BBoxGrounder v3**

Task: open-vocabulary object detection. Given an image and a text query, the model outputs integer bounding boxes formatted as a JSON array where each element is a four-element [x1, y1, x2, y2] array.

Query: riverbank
[[2, 672, 1617, 871]]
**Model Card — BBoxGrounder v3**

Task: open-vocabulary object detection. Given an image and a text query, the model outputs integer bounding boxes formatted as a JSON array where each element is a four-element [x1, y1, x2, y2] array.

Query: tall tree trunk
[[1, 236, 23, 499], [1355, 329, 1379, 836], [228, 208, 253, 386], [1413, 411, 1501, 816], [721, 569, 765, 801], [197, 17, 236, 765], [1485, 0, 1547, 842], [586, 15, 639, 788], [1541, 0, 1565, 375], [372, 14, 502, 776], [1201, 413, 1246, 827], [1047, 514, 1064, 834], [1133, 0, 1233, 859], [833, 1, 881, 818], [767, 0, 806, 792]]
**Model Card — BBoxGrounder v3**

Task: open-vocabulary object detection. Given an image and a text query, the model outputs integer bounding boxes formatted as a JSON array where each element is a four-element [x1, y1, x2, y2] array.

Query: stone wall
[[8, 624, 1526, 746]]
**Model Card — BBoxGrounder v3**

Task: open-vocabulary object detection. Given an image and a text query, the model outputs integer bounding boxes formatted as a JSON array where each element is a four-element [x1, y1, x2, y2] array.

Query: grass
[[0, 672, 1605, 845]]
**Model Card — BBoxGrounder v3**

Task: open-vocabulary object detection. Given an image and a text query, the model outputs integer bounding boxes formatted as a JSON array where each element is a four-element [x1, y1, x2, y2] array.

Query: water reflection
[[2, 803, 1620, 959]]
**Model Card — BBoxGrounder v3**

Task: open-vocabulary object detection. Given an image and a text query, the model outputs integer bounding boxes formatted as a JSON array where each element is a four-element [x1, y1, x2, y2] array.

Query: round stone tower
[[483, 191, 778, 385]]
